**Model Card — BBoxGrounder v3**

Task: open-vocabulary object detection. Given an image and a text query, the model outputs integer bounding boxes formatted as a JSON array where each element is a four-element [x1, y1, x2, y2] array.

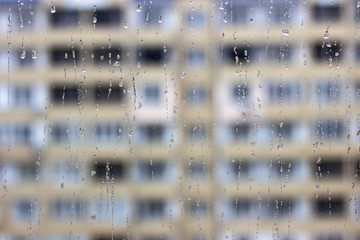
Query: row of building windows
[[1, 1, 359, 33], [0, 235, 356, 240], [4, 42, 355, 68], [7, 195, 356, 226], [0, 119, 356, 147], [1, 158, 359, 187], [2, 80, 358, 112]]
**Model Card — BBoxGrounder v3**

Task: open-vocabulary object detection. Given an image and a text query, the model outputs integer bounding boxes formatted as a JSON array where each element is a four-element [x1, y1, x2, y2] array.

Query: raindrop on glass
[[124, 21, 128, 28], [249, 19, 254, 24], [137, 62, 141, 68], [31, 50, 37, 59], [282, 29, 289, 36], [93, 16, 97, 24], [181, 71, 186, 79], [113, 61, 121, 67], [20, 51, 26, 59], [158, 16, 163, 23], [136, 4, 142, 12], [323, 30, 329, 39], [50, 4, 56, 14]]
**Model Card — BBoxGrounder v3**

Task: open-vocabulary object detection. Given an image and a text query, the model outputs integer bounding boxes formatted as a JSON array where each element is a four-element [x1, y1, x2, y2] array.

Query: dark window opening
[[230, 160, 249, 180], [223, 46, 252, 65], [95, 85, 125, 103], [51, 47, 79, 65], [232, 198, 250, 216], [315, 159, 343, 178], [315, 198, 344, 217], [313, 42, 342, 62], [51, 85, 79, 104], [232, 123, 250, 140], [93, 47, 122, 65], [139, 125, 165, 142], [313, 5, 341, 22], [50, 9, 79, 27], [137, 47, 167, 64], [271, 122, 293, 139], [138, 199, 165, 219], [93, 161, 125, 182], [93, 8, 121, 26]]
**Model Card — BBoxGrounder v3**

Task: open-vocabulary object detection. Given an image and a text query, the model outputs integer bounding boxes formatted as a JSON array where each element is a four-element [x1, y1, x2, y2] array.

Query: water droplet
[[124, 21, 128, 28], [95, 104, 100, 111], [181, 71, 186, 79], [64, 53, 68, 59], [357, 0, 360, 8], [113, 61, 121, 67], [31, 50, 37, 59], [282, 29, 289, 36], [334, 52, 339, 57], [119, 82, 124, 87], [249, 19, 254, 24], [136, 4, 142, 12], [50, 4, 56, 14], [20, 51, 26, 59], [137, 62, 141, 68], [223, 16, 228, 23], [158, 16, 163, 23], [316, 156, 321, 164], [323, 30, 329, 39], [60, 182, 64, 189], [91, 170, 96, 176], [91, 214, 96, 220], [93, 16, 97, 24]]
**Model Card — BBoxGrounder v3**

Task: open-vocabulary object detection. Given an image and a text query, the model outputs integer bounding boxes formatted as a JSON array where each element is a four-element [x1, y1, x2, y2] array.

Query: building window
[[186, 87, 206, 105], [93, 8, 122, 26], [51, 47, 80, 65], [52, 199, 85, 220], [50, 9, 79, 27], [232, 123, 250, 141], [315, 120, 344, 140], [51, 85, 79, 104], [143, 85, 160, 104], [93, 46, 122, 65], [137, 46, 168, 65], [313, 42, 342, 62], [188, 162, 207, 181], [137, 199, 165, 219], [223, 45, 252, 65], [138, 125, 165, 143], [137, 161, 167, 181], [232, 84, 248, 102], [13, 199, 37, 222], [95, 84, 126, 103], [94, 122, 123, 143], [92, 161, 126, 182], [312, 4, 341, 22], [314, 158, 343, 179], [315, 198, 344, 217]]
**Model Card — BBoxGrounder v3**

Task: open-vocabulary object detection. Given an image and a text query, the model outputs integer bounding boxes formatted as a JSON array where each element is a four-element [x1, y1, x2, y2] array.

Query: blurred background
[[0, 0, 359, 239]]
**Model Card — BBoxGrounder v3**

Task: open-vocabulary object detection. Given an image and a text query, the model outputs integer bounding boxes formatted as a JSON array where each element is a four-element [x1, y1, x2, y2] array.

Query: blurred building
[[0, 0, 359, 239]]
